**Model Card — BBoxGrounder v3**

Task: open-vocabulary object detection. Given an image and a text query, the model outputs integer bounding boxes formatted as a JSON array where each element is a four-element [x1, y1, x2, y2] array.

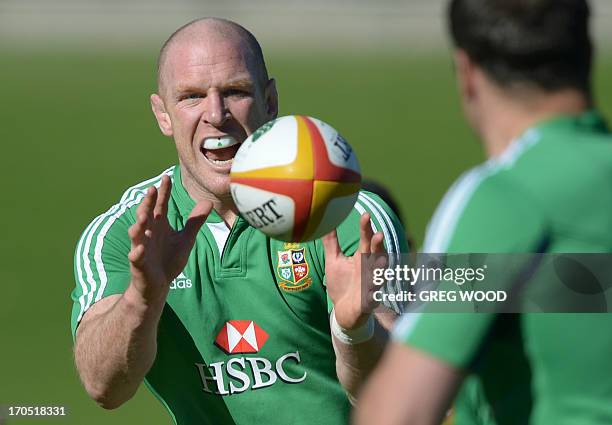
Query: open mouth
[[200, 136, 241, 166]]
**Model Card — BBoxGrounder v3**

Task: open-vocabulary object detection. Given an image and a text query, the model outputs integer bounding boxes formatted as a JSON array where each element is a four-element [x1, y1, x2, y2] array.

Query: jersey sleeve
[[393, 168, 547, 367], [70, 204, 135, 338], [337, 191, 409, 257], [321, 190, 410, 314]]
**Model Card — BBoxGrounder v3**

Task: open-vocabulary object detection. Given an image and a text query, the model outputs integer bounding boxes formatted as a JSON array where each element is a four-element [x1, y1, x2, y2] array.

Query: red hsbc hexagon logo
[[215, 320, 269, 354]]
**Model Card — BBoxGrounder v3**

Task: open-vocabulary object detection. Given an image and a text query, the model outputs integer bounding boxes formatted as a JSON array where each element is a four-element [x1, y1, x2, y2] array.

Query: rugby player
[[356, 1, 612, 424], [70, 18, 408, 424]]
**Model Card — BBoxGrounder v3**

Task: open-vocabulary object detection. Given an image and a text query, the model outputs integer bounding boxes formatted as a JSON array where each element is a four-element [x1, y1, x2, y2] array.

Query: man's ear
[[264, 78, 279, 120], [150, 94, 173, 137], [453, 49, 476, 103]]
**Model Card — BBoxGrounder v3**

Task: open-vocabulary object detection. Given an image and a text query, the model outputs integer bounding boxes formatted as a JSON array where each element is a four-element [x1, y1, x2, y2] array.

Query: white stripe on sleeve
[[354, 194, 401, 313], [76, 167, 174, 322]]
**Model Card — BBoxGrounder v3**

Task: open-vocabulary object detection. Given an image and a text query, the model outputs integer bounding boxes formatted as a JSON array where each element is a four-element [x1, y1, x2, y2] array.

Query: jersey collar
[[531, 109, 610, 137], [490, 110, 609, 168]]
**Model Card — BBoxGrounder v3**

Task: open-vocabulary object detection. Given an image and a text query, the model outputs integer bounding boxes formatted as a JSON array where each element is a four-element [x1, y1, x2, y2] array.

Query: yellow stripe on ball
[[301, 181, 361, 241], [230, 116, 314, 181]]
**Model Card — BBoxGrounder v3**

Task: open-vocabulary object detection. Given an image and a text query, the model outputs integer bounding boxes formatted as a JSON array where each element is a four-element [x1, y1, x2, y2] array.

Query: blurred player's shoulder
[[441, 111, 612, 211], [491, 112, 612, 190], [426, 111, 612, 253], [486, 112, 612, 242]]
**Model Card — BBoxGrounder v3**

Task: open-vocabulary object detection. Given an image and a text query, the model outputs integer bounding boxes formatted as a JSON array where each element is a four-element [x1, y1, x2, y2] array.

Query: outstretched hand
[[323, 213, 386, 330], [127, 175, 212, 300]]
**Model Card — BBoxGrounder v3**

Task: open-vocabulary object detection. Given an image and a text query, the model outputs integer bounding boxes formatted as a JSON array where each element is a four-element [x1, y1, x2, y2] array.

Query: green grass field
[[1, 47, 611, 424]]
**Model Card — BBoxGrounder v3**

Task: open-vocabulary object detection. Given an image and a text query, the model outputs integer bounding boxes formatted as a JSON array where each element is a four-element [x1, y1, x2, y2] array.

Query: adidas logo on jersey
[[170, 272, 192, 290], [195, 321, 307, 395]]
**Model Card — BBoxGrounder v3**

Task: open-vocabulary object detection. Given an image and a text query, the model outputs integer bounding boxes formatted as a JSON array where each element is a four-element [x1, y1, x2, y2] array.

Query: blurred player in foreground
[[356, 0, 612, 424], [70, 18, 407, 424]]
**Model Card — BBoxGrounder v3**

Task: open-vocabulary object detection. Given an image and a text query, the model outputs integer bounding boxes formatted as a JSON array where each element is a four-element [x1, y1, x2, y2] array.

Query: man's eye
[[182, 93, 203, 100], [224, 89, 250, 97]]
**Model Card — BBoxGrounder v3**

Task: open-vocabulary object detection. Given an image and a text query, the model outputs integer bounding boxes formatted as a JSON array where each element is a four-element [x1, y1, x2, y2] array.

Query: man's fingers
[[359, 213, 374, 254], [128, 244, 145, 266], [132, 185, 166, 245], [153, 175, 172, 219], [188, 200, 214, 221], [128, 221, 142, 241], [182, 200, 213, 242], [374, 252, 388, 270], [371, 232, 388, 271], [371, 232, 385, 254], [128, 219, 149, 246], [137, 186, 158, 226], [146, 186, 158, 223], [322, 229, 341, 259]]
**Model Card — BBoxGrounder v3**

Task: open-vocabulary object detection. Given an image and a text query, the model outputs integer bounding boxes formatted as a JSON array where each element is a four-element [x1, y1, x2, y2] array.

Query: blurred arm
[[331, 312, 394, 403], [354, 342, 462, 425], [324, 213, 400, 400]]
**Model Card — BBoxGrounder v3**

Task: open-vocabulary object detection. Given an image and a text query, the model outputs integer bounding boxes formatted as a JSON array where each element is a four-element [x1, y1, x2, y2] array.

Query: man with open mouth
[[70, 17, 408, 425]]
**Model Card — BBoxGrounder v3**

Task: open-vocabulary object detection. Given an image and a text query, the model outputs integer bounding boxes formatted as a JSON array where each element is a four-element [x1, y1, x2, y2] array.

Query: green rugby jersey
[[71, 165, 407, 425], [394, 111, 612, 425]]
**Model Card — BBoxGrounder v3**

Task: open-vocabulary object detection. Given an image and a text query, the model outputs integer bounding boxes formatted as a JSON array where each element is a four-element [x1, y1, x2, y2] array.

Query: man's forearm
[[331, 312, 394, 402], [74, 283, 166, 409]]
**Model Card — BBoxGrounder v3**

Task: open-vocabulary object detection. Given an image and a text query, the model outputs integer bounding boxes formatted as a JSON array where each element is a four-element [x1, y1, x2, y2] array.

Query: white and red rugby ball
[[230, 115, 361, 242]]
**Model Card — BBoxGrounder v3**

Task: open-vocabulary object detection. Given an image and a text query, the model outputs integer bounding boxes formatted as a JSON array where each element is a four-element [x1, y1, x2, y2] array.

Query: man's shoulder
[[114, 166, 177, 214], [496, 125, 612, 224], [500, 120, 612, 196], [424, 159, 545, 252], [72, 168, 176, 331], [438, 128, 562, 214]]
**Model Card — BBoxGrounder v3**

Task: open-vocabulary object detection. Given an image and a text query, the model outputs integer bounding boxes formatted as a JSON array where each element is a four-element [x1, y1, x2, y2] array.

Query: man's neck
[[180, 166, 239, 228], [480, 88, 591, 158]]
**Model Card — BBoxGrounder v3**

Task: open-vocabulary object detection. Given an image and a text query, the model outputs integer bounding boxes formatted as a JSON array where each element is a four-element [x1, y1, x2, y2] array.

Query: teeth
[[203, 136, 238, 150], [205, 157, 233, 166]]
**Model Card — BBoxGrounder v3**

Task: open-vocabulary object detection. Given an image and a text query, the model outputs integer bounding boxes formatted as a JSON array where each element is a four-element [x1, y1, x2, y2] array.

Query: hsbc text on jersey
[[194, 351, 307, 395], [195, 320, 307, 395]]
